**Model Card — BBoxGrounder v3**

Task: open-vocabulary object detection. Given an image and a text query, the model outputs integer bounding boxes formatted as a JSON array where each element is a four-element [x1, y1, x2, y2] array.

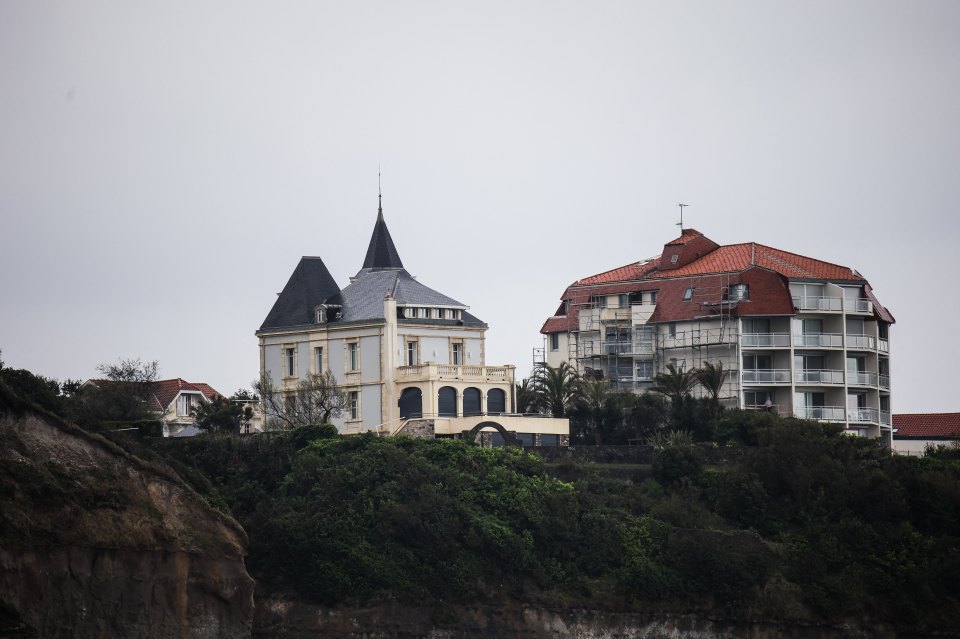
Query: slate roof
[[893, 413, 960, 439], [259, 205, 485, 330], [335, 268, 484, 326], [260, 257, 341, 330], [362, 204, 404, 270]]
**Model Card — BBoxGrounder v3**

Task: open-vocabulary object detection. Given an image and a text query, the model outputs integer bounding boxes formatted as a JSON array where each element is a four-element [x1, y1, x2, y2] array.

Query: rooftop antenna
[[677, 203, 689, 230], [377, 165, 383, 219]]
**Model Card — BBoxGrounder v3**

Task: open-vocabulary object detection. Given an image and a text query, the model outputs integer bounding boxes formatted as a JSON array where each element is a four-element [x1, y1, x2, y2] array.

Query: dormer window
[[729, 284, 749, 301], [683, 287, 694, 301], [315, 307, 327, 323], [670, 254, 679, 264]]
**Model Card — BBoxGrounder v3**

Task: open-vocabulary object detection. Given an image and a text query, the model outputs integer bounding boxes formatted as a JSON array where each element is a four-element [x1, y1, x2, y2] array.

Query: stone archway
[[464, 421, 521, 447]]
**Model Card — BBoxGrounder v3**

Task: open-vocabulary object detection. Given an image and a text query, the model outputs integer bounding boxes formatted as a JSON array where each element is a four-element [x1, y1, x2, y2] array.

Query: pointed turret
[[362, 195, 404, 270]]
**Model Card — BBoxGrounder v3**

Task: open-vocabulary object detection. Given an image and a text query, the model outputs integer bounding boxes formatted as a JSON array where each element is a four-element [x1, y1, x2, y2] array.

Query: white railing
[[849, 371, 879, 387], [396, 363, 513, 381], [793, 333, 844, 348], [880, 410, 892, 426], [795, 369, 845, 384], [879, 374, 891, 390], [742, 333, 790, 348], [793, 296, 843, 312], [795, 406, 846, 421], [843, 298, 873, 313], [742, 369, 792, 383], [846, 334, 876, 350], [878, 338, 889, 353]]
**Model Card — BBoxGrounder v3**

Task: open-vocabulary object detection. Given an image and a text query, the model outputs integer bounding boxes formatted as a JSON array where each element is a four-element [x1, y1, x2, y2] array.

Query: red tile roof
[[893, 413, 960, 439], [541, 229, 891, 334], [84, 378, 222, 412]]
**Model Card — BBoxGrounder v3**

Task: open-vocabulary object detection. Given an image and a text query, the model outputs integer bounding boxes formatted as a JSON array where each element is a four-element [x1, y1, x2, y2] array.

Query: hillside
[[0, 381, 255, 638]]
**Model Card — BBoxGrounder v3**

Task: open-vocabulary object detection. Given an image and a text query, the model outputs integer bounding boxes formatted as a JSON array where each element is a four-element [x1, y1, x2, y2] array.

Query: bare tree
[[254, 371, 346, 430]]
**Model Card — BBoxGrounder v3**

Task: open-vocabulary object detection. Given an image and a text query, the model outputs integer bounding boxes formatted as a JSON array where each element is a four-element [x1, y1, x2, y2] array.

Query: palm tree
[[652, 363, 697, 405], [582, 378, 610, 443], [515, 378, 543, 414], [694, 360, 729, 418], [532, 362, 582, 418]]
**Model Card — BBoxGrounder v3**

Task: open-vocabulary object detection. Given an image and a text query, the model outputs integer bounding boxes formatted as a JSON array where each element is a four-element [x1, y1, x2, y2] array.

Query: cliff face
[[0, 399, 255, 638]]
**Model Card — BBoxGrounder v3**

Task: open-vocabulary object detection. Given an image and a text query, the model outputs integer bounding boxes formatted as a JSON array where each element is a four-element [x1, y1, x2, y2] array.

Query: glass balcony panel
[[847, 407, 879, 423], [843, 299, 873, 313], [742, 369, 791, 383], [795, 406, 846, 421], [793, 333, 844, 348], [742, 333, 790, 347], [796, 369, 845, 384], [849, 371, 878, 386], [846, 335, 876, 350], [792, 296, 843, 312], [879, 374, 891, 390]]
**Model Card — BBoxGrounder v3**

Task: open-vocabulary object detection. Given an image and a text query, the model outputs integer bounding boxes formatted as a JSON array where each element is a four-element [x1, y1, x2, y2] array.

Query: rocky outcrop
[[0, 395, 255, 638]]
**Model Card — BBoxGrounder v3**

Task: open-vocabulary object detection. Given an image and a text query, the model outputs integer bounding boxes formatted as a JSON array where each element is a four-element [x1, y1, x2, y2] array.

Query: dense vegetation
[[151, 417, 960, 631], [3, 363, 959, 631]]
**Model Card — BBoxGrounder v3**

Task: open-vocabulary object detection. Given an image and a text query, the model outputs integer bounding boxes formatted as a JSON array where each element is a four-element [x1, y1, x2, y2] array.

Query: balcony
[[846, 334, 876, 350], [878, 338, 889, 353], [848, 371, 879, 387], [396, 363, 514, 383], [604, 341, 633, 356], [880, 410, 892, 426], [843, 298, 873, 314], [795, 406, 846, 422], [662, 329, 737, 349], [795, 369, 845, 385], [742, 333, 790, 348], [848, 407, 880, 423], [793, 333, 844, 348], [879, 374, 891, 390], [742, 369, 791, 384], [793, 296, 843, 312]]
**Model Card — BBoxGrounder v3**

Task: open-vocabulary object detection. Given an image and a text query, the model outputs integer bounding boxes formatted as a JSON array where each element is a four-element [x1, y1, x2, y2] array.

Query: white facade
[[542, 230, 893, 443]]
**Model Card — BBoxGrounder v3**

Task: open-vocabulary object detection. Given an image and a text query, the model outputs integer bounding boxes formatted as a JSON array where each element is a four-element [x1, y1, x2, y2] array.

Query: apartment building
[[540, 228, 894, 442], [257, 196, 568, 444]]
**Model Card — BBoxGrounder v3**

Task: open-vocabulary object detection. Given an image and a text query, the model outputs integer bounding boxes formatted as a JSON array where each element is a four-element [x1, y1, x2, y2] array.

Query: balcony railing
[[662, 329, 736, 349], [793, 333, 844, 348], [880, 410, 892, 426], [795, 406, 846, 421], [878, 338, 889, 353], [793, 296, 843, 312], [742, 369, 792, 384], [843, 298, 873, 313], [846, 334, 876, 350], [396, 363, 514, 382], [879, 374, 891, 390], [848, 407, 880, 423], [742, 333, 790, 348], [848, 371, 879, 387], [795, 369, 845, 384], [604, 341, 633, 355]]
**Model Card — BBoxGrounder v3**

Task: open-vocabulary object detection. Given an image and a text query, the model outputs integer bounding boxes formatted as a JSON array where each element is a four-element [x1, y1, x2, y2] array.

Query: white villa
[[256, 196, 569, 445]]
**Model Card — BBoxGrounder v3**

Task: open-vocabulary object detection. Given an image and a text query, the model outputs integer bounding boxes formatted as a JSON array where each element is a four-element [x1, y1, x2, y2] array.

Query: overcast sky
[[1, 1, 958, 414]]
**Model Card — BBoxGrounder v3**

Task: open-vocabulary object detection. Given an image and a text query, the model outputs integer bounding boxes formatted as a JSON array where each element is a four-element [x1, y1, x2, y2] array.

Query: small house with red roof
[[541, 228, 895, 443], [892, 413, 960, 455], [83, 377, 224, 437]]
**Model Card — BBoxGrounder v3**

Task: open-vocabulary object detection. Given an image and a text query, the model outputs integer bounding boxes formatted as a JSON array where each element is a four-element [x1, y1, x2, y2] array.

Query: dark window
[[516, 433, 534, 447], [463, 387, 481, 416], [438, 387, 457, 417], [549, 333, 559, 350], [539, 434, 560, 446], [487, 388, 506, 414]]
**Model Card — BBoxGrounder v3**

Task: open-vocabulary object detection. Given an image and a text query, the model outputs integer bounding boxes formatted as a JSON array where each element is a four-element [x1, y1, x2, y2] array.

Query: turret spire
[[362, 175, 404, 270]]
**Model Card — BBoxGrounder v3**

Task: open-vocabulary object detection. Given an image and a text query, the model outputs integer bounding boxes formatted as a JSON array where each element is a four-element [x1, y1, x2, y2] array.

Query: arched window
[[399, 387, 423, 419], [438, 386, 457, 417], [487, 388, 506, 414], [463, 387, 482, 416]]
